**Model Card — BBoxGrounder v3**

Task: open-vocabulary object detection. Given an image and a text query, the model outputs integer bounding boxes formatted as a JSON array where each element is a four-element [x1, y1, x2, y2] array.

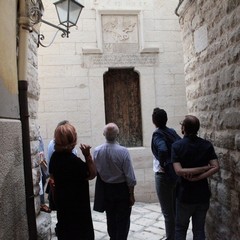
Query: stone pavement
[[50, 202, 193, 240]]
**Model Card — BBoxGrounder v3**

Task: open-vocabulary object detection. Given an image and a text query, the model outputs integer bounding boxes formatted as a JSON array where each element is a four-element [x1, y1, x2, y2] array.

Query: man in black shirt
[[172, 115, 220, 240]]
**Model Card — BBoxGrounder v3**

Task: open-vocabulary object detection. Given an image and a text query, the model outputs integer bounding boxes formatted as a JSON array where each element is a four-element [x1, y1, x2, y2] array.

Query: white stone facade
[[38, 0, 187, 202]]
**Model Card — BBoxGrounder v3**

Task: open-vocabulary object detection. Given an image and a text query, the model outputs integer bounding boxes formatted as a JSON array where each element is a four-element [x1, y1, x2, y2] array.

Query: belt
[[155, 172, 165, 175]]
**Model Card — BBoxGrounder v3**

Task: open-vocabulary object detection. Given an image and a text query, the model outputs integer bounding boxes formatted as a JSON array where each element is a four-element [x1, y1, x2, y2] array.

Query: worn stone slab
[[49, 202, 195, 240]]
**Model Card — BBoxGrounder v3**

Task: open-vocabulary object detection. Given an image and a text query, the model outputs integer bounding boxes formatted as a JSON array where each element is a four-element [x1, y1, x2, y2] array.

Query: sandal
[[40, 204, 51, 213]]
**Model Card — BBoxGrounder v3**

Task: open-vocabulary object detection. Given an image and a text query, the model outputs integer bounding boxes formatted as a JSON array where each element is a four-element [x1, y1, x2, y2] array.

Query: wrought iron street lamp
[[54, 0, 84, 34], [30, 0, 84, 47]]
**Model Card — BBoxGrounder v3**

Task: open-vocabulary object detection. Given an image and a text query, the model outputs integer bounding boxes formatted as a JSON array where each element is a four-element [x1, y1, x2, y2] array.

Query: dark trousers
[[155, 172, 176, 240], [40, 169, 48, 204], [175, 200, 209, 240], [104, 182, 131, 240]]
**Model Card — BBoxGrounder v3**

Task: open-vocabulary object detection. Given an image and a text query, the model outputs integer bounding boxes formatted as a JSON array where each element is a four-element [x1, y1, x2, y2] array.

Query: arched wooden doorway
[[104, 68, 143, 147]]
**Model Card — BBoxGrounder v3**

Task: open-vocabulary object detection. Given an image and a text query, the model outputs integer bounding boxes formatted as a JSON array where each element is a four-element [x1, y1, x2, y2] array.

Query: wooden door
[[104, 68, 142, 147]]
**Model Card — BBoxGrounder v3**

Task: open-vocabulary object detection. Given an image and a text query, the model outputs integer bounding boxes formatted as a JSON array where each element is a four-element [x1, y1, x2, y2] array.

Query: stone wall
[[177, 0, 240, 239], [38, 0, 187, 203], [28, 30, 51, 239]]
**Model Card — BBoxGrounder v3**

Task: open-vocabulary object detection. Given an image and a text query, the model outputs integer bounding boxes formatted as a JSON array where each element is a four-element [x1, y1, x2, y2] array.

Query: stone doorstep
[[36, 211, 51, 240]]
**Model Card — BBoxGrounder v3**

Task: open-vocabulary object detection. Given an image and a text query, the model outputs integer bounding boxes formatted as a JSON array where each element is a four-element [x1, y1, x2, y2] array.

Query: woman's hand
[[80, 144, 91, 158], [49, 177, 55, 188], [80, 144, 97, 180]]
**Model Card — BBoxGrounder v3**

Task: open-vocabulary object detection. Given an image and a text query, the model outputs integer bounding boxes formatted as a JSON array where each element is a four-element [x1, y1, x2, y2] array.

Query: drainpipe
[[18, 0, 37, 239]]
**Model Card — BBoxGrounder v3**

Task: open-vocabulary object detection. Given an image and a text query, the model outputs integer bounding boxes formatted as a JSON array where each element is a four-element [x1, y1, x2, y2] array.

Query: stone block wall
[[28, 30, 51, 239], [178, 0, 240, 239], [38, 0, 187, 203]]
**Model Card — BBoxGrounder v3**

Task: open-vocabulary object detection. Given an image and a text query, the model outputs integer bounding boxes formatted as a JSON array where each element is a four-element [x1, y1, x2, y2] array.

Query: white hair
[[103, 123, 119, 141]]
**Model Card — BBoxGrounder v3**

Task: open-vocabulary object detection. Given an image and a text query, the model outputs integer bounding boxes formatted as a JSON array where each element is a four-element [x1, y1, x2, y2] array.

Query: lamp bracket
[[41, 19, 69, 36], [37, 20, 69, 47]]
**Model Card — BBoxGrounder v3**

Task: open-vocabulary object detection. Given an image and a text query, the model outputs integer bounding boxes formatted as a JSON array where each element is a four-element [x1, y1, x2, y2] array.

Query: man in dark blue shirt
[[172, 115, 220, 240], [151, 108, 181, 240]]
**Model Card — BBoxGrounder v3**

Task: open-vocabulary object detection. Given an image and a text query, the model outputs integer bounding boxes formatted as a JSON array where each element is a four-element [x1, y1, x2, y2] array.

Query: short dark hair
[[57, 120, 69, 127], [152, 108, 168, 128], [182, 115, 200, 135]]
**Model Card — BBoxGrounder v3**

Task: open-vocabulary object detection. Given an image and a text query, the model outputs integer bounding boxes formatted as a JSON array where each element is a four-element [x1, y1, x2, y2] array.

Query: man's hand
[[186, 160, 219, 181], [129, 193, 135, 207], [128, 186, 135, 207], [182, 172, 193, 180]]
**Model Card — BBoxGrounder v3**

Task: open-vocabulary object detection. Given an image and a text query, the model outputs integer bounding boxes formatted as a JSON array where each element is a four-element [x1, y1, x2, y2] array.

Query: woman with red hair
[[49, 123, 96, 240]]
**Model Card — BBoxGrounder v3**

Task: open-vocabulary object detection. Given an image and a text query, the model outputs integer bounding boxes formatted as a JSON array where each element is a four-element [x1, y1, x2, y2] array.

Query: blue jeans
[[155, 172, 176, 240], [175, 200, 209, 240]]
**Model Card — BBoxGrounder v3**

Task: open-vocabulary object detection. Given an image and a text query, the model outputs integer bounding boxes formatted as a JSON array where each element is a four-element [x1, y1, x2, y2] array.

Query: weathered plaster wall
[[0, 120, 28, 240], [0, 0, 19, 118], [0, 1, 28, 239], [178, 0, 240, 239]]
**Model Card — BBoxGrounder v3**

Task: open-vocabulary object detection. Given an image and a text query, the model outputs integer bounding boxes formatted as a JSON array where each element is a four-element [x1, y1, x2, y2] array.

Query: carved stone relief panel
[[83, 53, 158, 68], [82, 10, 159, 68], [102, 15, 139, 53]]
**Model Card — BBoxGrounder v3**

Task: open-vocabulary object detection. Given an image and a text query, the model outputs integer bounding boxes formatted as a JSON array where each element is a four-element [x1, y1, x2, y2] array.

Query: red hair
[[54, 123, 77, 152]]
